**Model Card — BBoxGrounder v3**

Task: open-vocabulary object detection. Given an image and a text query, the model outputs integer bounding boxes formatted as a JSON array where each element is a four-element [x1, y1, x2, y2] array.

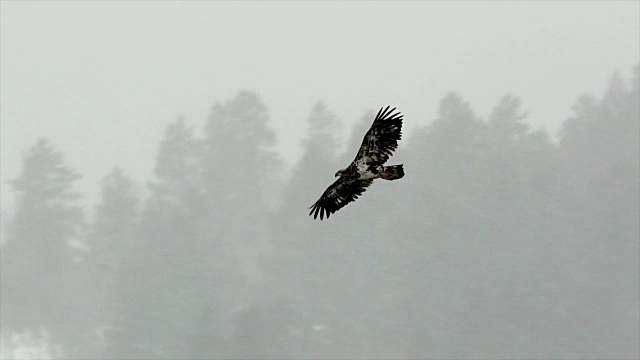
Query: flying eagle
[[309, 106, 404, 220]]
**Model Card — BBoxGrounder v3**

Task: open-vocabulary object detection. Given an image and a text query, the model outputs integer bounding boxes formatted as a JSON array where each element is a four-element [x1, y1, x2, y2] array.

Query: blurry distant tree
[[104, 118, 213, 359], [556, 66, 640, 355], [0, 138, 84, 352], [199, 91, 283, 340], [560, 68, 639, 250], [396, 69, 638, 358], [396, 93, 488, 357], [149, 117, 203, 210], [275, 101, 343, 228], [483, 94, 559, 235], [107, 92, 285, 358], [200, 92, 283, 260], [402, 92, 485, 235], [202, 91, 281, 207], [264, 102, 346, 356], [201, 91, 282, 246], [90, 167, 140, 263], [85, 167, 139, 356], [488, 94, 529, 142], [560, 68, 639, 195]]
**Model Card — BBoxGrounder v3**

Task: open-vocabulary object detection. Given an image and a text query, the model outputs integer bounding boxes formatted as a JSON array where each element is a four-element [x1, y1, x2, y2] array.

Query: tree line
[[1, 66, 638, 358]]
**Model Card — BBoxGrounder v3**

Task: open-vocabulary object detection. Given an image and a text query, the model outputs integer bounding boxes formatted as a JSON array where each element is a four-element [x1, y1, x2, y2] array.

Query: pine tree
[[150, 117, 203, 210], [0, 138, 83, 351], [200, 91, 281, 268], [264, 102, 347, 357], [199, 92, 284, 349], [556, 67, 640, 356], [85, 167, 139, 356], [91, 166, 139, 262], [105, 118, 212, 359], [404, 92, 485, 230], [202, 91, 280, 204], [398, 94, 493, 357], [279, 101, 343, 222]]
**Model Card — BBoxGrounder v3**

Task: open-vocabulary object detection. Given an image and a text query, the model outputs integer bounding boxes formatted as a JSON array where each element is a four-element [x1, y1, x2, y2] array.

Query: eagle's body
[[309, 106, 404, 220]]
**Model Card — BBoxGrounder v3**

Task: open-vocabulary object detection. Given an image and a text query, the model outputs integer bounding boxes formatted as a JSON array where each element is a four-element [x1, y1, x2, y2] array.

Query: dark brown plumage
[[309, 106, 404, 220]]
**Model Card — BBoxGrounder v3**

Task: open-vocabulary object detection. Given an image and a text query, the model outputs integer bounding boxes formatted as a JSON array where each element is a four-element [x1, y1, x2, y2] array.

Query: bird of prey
[[309, 106, 404, 220]]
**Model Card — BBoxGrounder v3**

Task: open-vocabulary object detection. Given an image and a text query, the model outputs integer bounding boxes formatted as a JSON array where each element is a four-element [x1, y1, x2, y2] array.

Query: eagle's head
[[335, 168, 349, 177]]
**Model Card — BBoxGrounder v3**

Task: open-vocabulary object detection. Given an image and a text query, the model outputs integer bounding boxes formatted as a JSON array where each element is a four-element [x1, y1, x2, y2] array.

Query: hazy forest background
[[1, 65, 639, 359]]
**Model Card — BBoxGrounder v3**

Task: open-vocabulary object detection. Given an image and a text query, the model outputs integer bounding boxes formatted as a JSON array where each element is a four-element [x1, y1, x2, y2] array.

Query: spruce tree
[[0, 138, 83, 352], [105, 118, 211, 359], [267, 101, 346, 357], [556, 68, 640, 356], [86, 167, 139, 356], [199, 92, 284, 357]]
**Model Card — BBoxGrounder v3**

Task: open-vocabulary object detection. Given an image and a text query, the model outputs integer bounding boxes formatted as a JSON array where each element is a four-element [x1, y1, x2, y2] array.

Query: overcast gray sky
[[1, 1, 638, 212]]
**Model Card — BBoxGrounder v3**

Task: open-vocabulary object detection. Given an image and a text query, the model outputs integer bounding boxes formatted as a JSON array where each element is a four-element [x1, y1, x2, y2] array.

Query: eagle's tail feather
[[381, 164, 404, 180]]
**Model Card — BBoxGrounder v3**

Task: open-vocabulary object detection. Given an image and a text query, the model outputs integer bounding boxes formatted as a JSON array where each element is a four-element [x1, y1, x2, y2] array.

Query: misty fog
[[1, 2, 639, 359]]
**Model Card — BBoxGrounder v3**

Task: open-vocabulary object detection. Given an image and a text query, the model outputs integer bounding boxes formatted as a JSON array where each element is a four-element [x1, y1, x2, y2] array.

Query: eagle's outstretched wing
[[354, 106, 403, 166], [309, 177, 374, 220]]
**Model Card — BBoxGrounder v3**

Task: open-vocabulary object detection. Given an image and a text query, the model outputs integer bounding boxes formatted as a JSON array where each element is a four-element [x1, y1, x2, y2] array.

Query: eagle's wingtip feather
[[310, 105, 404, 220]]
